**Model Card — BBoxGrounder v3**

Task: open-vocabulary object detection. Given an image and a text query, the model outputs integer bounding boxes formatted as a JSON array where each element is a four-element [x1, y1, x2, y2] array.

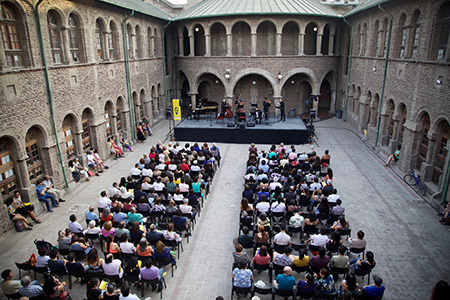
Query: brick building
[[0, 0, 449, 232]]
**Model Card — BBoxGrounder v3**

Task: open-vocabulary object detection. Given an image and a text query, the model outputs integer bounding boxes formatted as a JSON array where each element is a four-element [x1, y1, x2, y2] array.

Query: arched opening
[[81, 109, 93, 151], [151, 86, 157, 119], [354, 25, 361, 55], [354, 86, 361, 115], [47, 9, 64, 64], [233, 74, 273, 110], [95, 19, 106, 61], [108, 21, 119, 60], [140, 89, 146, 120], [132, 91, 140, 123], [361, 24, 367, 55], [349, 85, 355, 113], [282, 21, 299, 55], [433, 120, 450, 184], [182, 26, 190, 56], [397, 104, 407, 147], [257, 21, 276, 56], [0, 137, 18, 201], [281, 74, 313, 116], [126, 23, 133, 58], [68, 13, 84, 63], [366, 91, 372, 127], [211, 23, 226, 56], [416, 113, 430, 170], [321, 24, 330, 55], [396, 14, 407, 58], [62, 114, 77, 159], [193, 24, 205, 56], [25, 127, 45, 184], [381, 18, 389, 57], [135, 25, 142, 58], [386, 100, 395, 141], [409, 10, 421, 58], [153, 28, 160, 57], [304, 22, 318, 55], [104, 101, 113, 139], [372, 20, 379, 57], [232, 22, 251, 56], [116, 97, 123, 132], [197, 74, 225, 103], [147, 27, 153, 57], [319, 78, 332, 115], [370, 94, 380, 127]]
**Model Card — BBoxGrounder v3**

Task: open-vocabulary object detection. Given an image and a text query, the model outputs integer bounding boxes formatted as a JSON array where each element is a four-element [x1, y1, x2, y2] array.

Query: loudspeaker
[[227, 121, 236, 127], [238, 122, 246, 129], [247, 121, 256, 127]]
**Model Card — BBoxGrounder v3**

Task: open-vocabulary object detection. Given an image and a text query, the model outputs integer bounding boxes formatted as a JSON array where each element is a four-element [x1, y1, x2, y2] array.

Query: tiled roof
[[175, 0, 342, 21], [345, 0, 391, 17], [98, 0, 173, 20]]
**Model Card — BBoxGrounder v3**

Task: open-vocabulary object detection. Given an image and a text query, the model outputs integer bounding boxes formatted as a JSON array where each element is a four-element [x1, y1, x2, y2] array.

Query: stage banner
[[172, 99, 181, 120]]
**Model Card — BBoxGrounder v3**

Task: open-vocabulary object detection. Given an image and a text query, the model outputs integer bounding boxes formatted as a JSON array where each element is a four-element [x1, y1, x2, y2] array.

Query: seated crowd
[[231, 143, 384, 300], [2, 141, 221, 300]]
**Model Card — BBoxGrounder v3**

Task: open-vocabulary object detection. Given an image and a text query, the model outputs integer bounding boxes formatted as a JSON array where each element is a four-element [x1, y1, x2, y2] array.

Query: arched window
[[95, 19, 105, 61], [211, 23, 227, 56], [433, 120, 450, 184], [126, 24, 133, 59], [382, 18, 389, 57], [108, 21, 118, 60], [116, 97, 123, 132], [148, 27, 153, 57], [154, 28, 160, 57], [104, 102, 113, 139], [397, 14, 407, 58], [135, 25, 142, 58], [81, 110, 91, 150], [386, 101, 395, 141], [373, 20, 379, 57], [68, 13, 83, 63], [431, 2, 450, 60], [409, 10, 421, 58], [25, 128, 43, 183], [48, 10, 63, 64], [304, 22, 318, 55], [0, 138, 17, 200], [63, 116, 75, 159], [397, 105, 407, 147], [0, 2, 23, 67], [361, 24, 367, 56], [416, 113, 430, 170], [256, 21, 276, 56]]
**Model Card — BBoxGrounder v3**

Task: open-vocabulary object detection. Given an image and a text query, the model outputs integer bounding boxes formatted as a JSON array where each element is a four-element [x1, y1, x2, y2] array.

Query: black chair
[[34, 266, 49, 279], [273, 243, 286, 254], [141, 275, 167, 299], [58, 248, 70, 259], [272, 263, 285, 277], [291, 243, 307, 253], [291, 264, 309, 274], [67, 269, 85, 289], [174, 223, 191, 243], [330, 266, 348, 282], [154, 256, 176, 278], [297, 290, 317, 299], [85, 233, 101, 247], [4, 292, 21, 300], [121, 253, 137, 265], [354, 268, 372, 285], [231, 285, 252, 300], [318, 291, 339, 299], [251, 262, 272, 282], [85, 268, 104, 280], [308, 244, 321, 256], [251, 283, 273, 298], [15, 262, 35, 279], [162, 239, 183, 258], [303, 225, 318, 237], [287, 225, 302, 238], [104, 274, 122, 285], [338, 228, 351, 240], [348, 247, 366, 259], [181, 213, 196, 230], [273, 288, 296, 299], [124, 273, 140, 287]]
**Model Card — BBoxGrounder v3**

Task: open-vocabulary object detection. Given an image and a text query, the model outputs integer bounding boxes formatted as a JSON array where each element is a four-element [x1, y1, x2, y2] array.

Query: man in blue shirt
[[276, 266, 296, 291], [172, 210, 189, 231], [35, 179, 58, 212], [364, 275, 385, 299]]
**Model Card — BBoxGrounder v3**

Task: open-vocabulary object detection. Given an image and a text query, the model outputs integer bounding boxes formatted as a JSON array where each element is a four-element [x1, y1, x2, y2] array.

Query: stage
[[174, 115, 309, 144]]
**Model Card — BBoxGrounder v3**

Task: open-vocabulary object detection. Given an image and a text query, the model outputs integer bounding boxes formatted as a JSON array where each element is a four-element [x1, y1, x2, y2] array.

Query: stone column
[[328, 34, 335, 56], [16, 153, 31, 189], [316, 34, 323, 56], [191, 93, 198, 109], [178, 35, 183, 56], [421, 131, 438, 181], [329, 90, 336, 113], [205, 33, 211, 57], [276, 32, 282, 56], [226, 33, 232, 56], [347, 95, 354, 117], [121, 109, 130, 139], [73, 130, 84, 163], [298, 33, 305, 55], [110, 113, 118, 140], [189, 34, 195, 56], [251, 32, 257, 56], [378, 112, 390, 146], [104, 31, 111, 61], [61, 27, 71, 64], [151, 36, 155, 57], [398, 123, 417, 171]]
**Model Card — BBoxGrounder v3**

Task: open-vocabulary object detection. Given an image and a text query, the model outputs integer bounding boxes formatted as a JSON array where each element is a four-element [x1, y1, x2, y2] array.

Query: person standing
[[277, 98, 286, 122], [263, 98, 271, 121]]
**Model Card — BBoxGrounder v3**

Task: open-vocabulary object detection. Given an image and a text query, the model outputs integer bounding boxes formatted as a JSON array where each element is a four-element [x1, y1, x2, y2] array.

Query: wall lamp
[[224, 69, 230, 80], [437, 76, 443, 85], [277, 72, 283, 81]]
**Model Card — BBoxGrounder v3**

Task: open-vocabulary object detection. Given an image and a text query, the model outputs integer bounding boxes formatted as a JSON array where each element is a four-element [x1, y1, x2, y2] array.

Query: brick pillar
[[226, 33, 232, 56], [251, 32, 257, 57], [298, 33, 305, 55]]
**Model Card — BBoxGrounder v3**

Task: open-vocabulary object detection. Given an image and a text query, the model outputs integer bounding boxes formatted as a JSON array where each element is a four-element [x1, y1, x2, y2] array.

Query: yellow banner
[[172, 99, 181, 120]]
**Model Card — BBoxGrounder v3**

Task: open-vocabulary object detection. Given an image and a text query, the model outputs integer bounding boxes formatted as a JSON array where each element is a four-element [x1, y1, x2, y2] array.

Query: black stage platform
[[174, 116, 309, 144]]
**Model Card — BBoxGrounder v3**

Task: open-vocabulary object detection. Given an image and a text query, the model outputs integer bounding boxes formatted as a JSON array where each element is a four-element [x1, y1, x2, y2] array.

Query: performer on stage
[[256, 106, 262, 124], [277, 98, 286, 122], [195, 98, 203, 120], [221, 98, 227, 117], [263, 98, 271, 121]]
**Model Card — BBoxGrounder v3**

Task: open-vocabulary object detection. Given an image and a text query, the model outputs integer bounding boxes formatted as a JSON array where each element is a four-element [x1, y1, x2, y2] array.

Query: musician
[[263, 98, 271, 121], [187, 104, 193, 119], [277, 98, 286, 122], [256, 106, 263, 124], [250, 104, 257, 122], [195, 98, 203, 120], [221, 98, 228, 117]]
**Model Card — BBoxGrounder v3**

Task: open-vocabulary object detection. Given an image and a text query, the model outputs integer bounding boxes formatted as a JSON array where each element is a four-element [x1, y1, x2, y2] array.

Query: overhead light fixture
[[291, 80, 295, 84], [313, 27, 318, 32], [224, 69, 230, 80], [437, 76, 443, 85], [277, 72, 283, 81], [373, 67, 377, 72], [195, 27, 199, 32], [215, 80, 219, 84], [252, 81, 256, 85]]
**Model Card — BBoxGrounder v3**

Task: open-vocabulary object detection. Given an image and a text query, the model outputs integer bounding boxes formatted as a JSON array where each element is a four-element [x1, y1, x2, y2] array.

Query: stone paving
[[0, 117, 449, 300]]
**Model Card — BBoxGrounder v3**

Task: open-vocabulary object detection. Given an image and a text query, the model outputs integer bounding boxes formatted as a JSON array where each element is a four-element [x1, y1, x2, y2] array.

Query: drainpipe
[[342, 17, 353, 122], [33, 0, 68, 188], [374, 4, 393, 147], [161, 20, 172, 139], [122, 10, 136, 141]]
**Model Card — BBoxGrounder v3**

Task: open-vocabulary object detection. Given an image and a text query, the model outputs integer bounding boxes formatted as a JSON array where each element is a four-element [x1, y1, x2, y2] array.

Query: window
[[432, 3, 450, 60], [48, 11, 63, 64], [126, 24, 133, 59], [397, 14, 407, 58], [25, 128, 43, 183], [0, 3, 23, 67], [148, 27, 153, 57], [95, 20, 105, 61], [68, 14, 82, 63], [63, 118, 75, 159], [135, 25, 142, 58], [409, 11, 420, 59], [0, 139, 17, 200], [81, 118, 90, 150], [373, 20, 379, 57], [105, 103, 112, 139]]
